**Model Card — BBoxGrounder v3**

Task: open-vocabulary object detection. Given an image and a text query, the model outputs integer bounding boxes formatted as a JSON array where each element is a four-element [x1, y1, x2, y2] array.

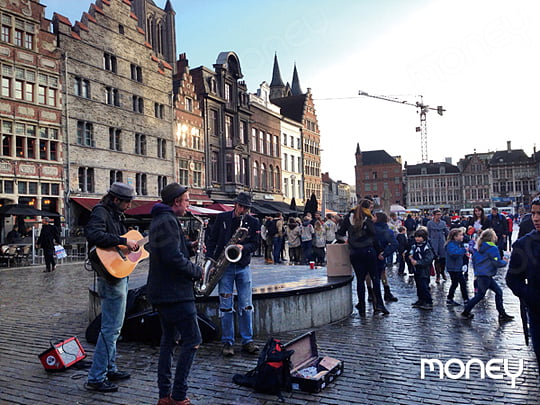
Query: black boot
[[355, 302, 366, 317], [499, 312, 514, 322], [384, 285, 398, 302], [367, 286, 373, 302]]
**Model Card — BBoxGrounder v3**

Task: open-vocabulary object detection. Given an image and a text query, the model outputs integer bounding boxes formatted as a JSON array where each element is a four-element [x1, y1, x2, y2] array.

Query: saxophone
[[194, 215, 249, 297]]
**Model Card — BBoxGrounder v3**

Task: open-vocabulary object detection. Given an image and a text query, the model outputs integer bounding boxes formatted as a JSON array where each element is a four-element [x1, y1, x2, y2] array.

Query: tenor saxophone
[[194, 216, 249, 297]]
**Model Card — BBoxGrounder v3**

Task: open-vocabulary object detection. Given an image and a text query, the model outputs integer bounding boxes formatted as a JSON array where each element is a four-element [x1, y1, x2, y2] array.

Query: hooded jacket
[[471, 241, 507, 277], [506, 230, 540, 312], [445, 240, 467, 272], [146, 203, 202, 304]]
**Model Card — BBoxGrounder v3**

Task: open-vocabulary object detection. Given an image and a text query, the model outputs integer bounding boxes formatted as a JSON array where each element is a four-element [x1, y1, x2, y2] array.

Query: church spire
[[270, 53, 284, 87], [291, 63, 303, 95]]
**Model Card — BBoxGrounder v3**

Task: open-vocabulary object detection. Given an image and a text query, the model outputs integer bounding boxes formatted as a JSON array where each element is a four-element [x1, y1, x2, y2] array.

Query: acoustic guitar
[[93, 230, 149, 279]]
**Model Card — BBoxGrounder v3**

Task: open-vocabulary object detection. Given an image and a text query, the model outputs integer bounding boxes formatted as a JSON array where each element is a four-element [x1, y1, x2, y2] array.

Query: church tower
[[270, 53, 290, 99]]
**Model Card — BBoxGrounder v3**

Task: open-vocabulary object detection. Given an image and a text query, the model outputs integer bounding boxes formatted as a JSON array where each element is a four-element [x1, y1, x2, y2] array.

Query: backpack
[[233, 337, 295, 400]]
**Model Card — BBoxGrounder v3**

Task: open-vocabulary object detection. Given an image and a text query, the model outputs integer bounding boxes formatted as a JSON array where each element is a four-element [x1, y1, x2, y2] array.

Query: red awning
[[189, 192, 213, 205], [124, 200, 159, 216], [71, 197, 157, 212], [206, 202, 233, 212]]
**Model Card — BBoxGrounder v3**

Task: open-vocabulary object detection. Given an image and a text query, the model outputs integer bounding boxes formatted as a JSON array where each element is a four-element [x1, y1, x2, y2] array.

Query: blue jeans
[[88, 276, 128, 383], [272, 236, 283, 263], [350, 246, 384, 310], [156, 301, 201, 401], [218, 264, 254, 345], [464, 275, 504, 314]]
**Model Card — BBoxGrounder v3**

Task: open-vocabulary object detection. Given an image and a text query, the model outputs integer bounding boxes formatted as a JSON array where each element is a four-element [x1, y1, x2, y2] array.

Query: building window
[[258, 131, 263, 153], [109, 127, 121, 151], [185, 97, 193, 112], [130, 64, 142, 82], [24, 32, 33, 49], [253, 161, 259, 189], [157, 138, 166, 158], [132, 96, 144, 113], [106, 87, 120, 106], [110, 170, 123, 185], [240, 120, 248, 144], [193, 162, 202, 187], [1, 25, 10, 43], [74, 77, 90, 98], [211, 151, 218, 182], [178, 160, 189, 185], [136, 173, 147, 195], [251, 128, 257, 151], [208, 109, 218, 136], [154, 102, 164, 118], [1, 77, 10, 97], [284, 153, 288, 171], [261, 163, 268, 190], [191, 127, 201, 150], [265, 133, 271, 155], [224, 83, 231, 102], [103, 52, 117, 73], [134, 133, 146, 155], [225, 115, 233, 147], [118, 24, 125, 35], [77, 121, 94, 147], [273, 135, 278, 157], [225, 153, 233, 183], [158, 175, 167, 194], [78, 167, 95, 192]]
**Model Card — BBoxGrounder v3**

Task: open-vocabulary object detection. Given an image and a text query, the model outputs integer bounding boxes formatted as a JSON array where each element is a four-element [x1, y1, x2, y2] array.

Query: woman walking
[[337, 199, 389, 316]]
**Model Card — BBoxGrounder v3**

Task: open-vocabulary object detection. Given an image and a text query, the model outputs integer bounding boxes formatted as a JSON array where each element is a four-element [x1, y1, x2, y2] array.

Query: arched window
[[275, 166, 281, 190], [261, 163, 267, 190], [253, 161, 259, 189], [269, 165, 274, 189]]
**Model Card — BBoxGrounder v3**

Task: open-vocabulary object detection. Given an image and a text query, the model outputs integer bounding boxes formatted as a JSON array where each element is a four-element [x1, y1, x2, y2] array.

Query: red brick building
[[354, 144, 403, 211]]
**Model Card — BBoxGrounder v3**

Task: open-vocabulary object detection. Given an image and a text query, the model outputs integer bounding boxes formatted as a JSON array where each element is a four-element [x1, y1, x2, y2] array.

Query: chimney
[[176, 53, 189, 72], [507, 140, 511, 151]]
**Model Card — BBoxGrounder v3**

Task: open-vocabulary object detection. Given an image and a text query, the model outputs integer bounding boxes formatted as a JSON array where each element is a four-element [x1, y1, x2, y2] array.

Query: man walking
[[37, 217, 60, 272]]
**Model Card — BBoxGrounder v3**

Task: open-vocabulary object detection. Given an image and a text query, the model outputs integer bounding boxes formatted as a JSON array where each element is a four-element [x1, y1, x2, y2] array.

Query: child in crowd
[[410, 228, 435, 310], [461, 228, 514, 321], [445, 228, 469, 306], [396, 226, 408, 275]]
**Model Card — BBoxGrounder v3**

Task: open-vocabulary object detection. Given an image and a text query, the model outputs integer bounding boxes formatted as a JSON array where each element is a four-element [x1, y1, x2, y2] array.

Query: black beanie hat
[[161, 183, 188, 204]]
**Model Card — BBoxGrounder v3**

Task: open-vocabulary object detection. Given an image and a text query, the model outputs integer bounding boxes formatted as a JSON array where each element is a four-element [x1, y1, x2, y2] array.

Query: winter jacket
[[324, 219, 338, 242], [312, 226, 326, 248], [487, 213, 509, 237], [374, 222, 398, 259], [427, 219, 448, 258], [205, 210, 260, 268], [85, 201, 129, 250], [336, 212, 381, 253], [37, 224, 60, 250], [445, 240, 467, 272], [300, 221, 314, 242], [285, 223, 301, 248], [146, 203, 202, 305], [471, 241, 506, 277], [506, 230, 540, 312], [410, 241, 435, 278], [396, 233, 408, 254]]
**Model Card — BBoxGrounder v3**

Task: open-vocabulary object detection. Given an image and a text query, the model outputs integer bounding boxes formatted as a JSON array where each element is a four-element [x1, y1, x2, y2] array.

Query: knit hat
[[108, 182, 135, 201], [161, 183, 188, 204]]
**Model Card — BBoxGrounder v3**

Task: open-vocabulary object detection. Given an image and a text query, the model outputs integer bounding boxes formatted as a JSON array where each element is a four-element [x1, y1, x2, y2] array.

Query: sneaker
[[419, 303, 433, 310], [84, 379, 118, 392], [446, 299, 461, 306], [107, 370, 131, 381], [499, 313, 515, 322], [460, 311, 474, 319], [221, 342, 234, 357], [241, 341, 260, 354]]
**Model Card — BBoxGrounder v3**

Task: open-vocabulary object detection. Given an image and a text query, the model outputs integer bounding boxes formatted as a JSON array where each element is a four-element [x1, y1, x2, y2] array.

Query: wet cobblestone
[[1, 254, 539, 404]]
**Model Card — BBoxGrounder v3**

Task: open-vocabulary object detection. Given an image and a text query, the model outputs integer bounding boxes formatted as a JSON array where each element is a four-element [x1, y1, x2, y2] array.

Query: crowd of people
[[81, 181, 540, 404]]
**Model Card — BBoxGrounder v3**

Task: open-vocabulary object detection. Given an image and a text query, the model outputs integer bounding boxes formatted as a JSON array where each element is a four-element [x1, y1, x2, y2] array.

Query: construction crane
[[358, 90, 445, 163]]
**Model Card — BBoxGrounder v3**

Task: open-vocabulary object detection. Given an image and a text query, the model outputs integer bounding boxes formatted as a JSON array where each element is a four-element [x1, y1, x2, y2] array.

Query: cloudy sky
[[42, 0, 540, 184]]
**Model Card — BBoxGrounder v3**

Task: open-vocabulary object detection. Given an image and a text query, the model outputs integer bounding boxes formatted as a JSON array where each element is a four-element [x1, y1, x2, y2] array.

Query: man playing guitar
[[85, 182, 138, 393]]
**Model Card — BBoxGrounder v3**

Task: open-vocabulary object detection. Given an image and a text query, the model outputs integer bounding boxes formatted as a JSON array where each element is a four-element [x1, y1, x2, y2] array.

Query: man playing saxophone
[[205, 192, 260, 357]]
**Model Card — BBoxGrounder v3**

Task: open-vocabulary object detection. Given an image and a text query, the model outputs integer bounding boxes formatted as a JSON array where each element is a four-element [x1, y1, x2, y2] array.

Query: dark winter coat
[[205, 210, 260, 268], [85, 201, 129, 250], [37, 224, 60, 250], [374, 222, 398, 259], [146, 203, 202, 305], [337, 212, 381, 253], [506, 230, 540, 312], [410, 241, 435, 278], [487, 213, 509, 237]]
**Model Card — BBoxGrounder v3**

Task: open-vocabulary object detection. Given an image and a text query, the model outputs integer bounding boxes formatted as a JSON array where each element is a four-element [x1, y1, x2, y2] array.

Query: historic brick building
[[249, 82, 282, 201], [190, 51, 252, 201], [354, 145, 403, 211], [270, 57, 322, 205], [173, 53, 209, 205], [0, 0, 63, 218], [53, 0, 175, 228], [404, 160, 461, 211], [457, 151, 493, 208]]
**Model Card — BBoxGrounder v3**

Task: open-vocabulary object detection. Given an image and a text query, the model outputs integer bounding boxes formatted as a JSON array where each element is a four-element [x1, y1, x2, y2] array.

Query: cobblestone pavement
[[1, 252, 539, 405]]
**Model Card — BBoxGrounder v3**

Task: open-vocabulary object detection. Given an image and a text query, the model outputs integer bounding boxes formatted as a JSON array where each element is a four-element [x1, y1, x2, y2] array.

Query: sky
[[41, 0, 540, 185]]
